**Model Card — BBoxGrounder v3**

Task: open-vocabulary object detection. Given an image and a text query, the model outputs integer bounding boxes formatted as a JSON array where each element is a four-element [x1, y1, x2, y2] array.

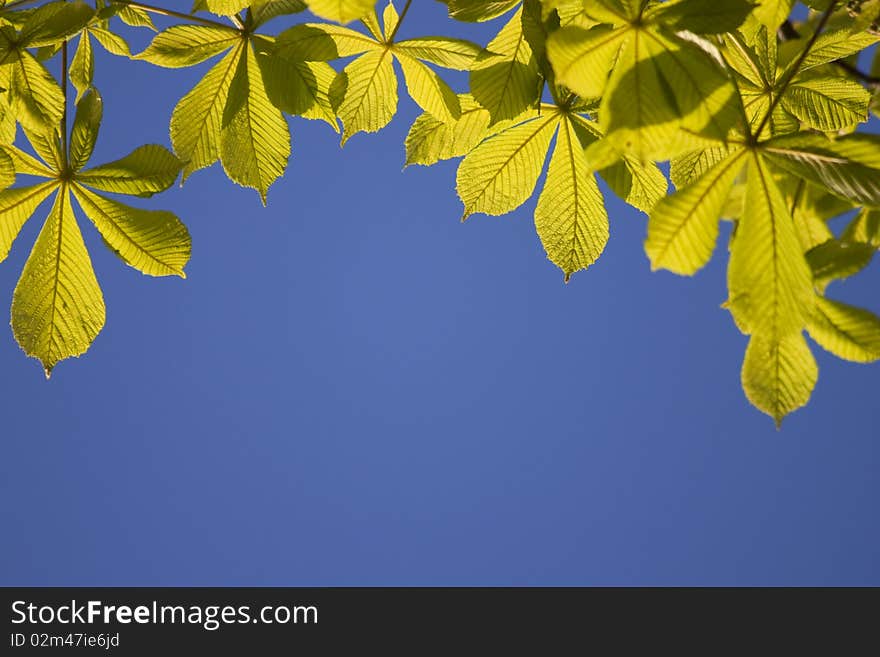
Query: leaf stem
[[388, 0, 413, 43], [113, 0, 235, 30], [61, 39, 69, 170], [755, 2, 838, 140]]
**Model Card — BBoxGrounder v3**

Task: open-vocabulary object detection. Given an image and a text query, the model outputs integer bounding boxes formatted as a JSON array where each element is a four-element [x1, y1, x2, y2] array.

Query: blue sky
[[0, 3, 878, 586]]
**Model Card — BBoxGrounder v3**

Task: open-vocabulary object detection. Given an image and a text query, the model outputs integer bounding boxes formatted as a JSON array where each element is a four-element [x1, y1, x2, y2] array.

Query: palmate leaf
[[0, 1, 95, 132], [547, 1, 745, 161], [456, 105, 613, 279], [275, 0, 481, 143], [0, 89, 190, 375], [140, 23, 303, 202]]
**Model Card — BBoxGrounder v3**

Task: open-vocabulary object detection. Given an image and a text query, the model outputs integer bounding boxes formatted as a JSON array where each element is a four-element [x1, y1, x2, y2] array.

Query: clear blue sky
[[1, 3, 878, 586]]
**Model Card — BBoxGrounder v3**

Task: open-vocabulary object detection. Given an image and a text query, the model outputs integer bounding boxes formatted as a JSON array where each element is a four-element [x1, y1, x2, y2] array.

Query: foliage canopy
[[0, 0, 879, 425]]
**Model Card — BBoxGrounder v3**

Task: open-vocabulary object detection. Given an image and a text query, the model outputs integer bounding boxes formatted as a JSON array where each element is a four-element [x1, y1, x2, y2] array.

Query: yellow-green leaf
[[72, 184, 191, 278], [534, 116, 608, 280], [0, 182, 56, 263], [646, 148, 747, 275], [170, 45, 242, 181], [11, 187, 105, 377], [741, 332, 817, 426], [79, 144, 181, 197], [470, 8, 540, 123], [726, 154, 814, 338], [807, 296, 880, 363], [457, 111, 557, 219], [396, 52, 460, 121], [305, 0, 377, 24], [331, 48, 397, 144], [220, 44, 291, 203], [137, 24, 240, 68]]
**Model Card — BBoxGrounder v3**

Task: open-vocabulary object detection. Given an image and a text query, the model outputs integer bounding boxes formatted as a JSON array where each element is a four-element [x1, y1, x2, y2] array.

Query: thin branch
[[113, 0, 235, 30], [755, 2, 838, 140], [61, 39, 68, 170], [388, 0, 413, 43]]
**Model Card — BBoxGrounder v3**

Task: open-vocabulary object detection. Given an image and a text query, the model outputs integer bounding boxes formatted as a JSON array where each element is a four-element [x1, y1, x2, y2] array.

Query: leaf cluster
[[0, 0, 878, 425]]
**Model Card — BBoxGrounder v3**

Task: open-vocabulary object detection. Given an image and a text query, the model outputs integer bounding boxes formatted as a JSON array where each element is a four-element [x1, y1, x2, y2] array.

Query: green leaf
[[69, 30, 94, 103], [88, 26, 131, 58], [78, 144, 182, 197], [741, 332, 817, 426], [1, 144, 56, 178], [115, 5, 157, 31], [22, 124, 64, 172], [750, 0, 793, 30], [782, 77, 871, 132], [72, 184, 191, 278], [138, 24, 240, 68], [470, 7, 541, 123], [457, 111, 557, 219], [797, 28, 879, 72], [534, 116, 608, 280], [250, 0, 308, 27], [195, 0, 251, 15], [257, 45, 338, 129], [11, 187, 105, 377], [807, 297, 880, 363], [727, 154, 814, 338], [275, 23, 379, 60], [438, 0, 521, 22], [170, 46, 242, 181], [649, 0, 755, 35], [396, 52, 460, 121], [842, 209, 880, 247], [0, 147, 13, 191], [761, 133, 880, 207], [547, 24, 627, 99], [331, 48, 397, 144], [69, 88, 102, 172], [304, 0, 377, 24], [599, 28, 740, 161], [19, 1, 94, 48], [806, 239, 875, 289], [392, 37, 482, 69], [405, 93, 496, 166], [0, 182, 56, 263], [646, 148, 747, 275], [9, 50, 65, 133], [220, 43, 290, 203]]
